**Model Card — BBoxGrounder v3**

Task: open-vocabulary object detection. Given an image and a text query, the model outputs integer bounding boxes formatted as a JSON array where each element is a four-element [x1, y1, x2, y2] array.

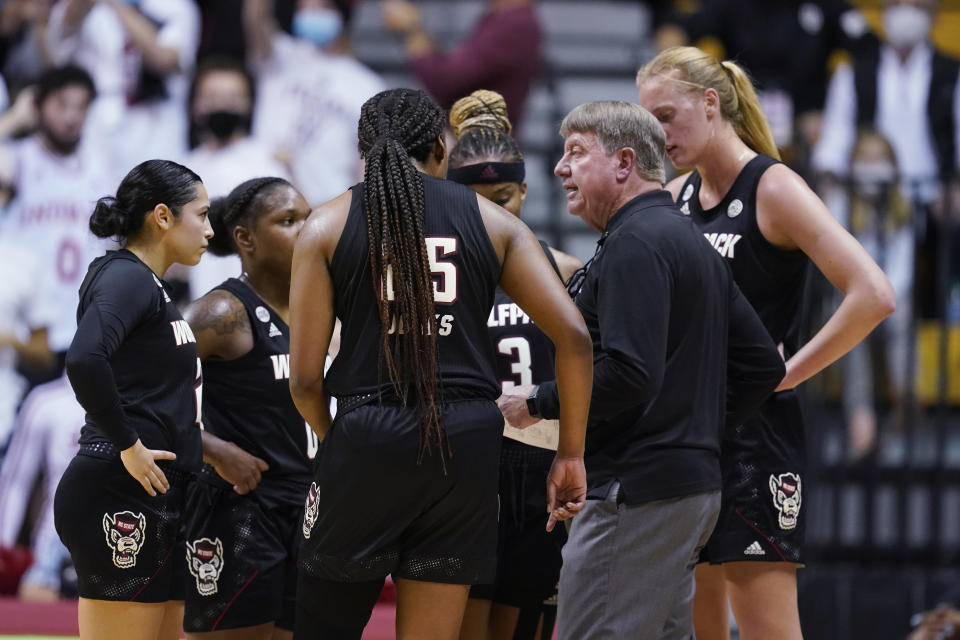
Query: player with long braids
[[446, 89, 580, 640], [288, 88, 592, 640]]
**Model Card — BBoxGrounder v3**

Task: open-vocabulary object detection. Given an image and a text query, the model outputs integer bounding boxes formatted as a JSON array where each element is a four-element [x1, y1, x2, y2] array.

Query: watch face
[[526, 392, 539, 418]]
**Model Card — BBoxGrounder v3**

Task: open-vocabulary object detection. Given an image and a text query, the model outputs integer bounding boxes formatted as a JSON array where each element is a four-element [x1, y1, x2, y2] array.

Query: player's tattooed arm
[[184, 290, 254, 361]]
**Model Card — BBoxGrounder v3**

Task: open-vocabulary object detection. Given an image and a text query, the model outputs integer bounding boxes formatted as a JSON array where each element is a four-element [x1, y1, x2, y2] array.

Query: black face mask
[[197, 110, 251, 143]]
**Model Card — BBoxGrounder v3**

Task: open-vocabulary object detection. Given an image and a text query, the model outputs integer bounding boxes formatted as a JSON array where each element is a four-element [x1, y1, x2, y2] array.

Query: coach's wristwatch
[[526, 385, 540, 419]]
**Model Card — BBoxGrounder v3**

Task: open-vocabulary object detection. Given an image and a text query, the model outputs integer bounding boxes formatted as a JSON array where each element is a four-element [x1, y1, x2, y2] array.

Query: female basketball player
[[637, 47, 896, 640], [54, 159, 212, 640], [180, 177, 311, 639], [445, 89, 580, 640], [288, 88, 593, 640]]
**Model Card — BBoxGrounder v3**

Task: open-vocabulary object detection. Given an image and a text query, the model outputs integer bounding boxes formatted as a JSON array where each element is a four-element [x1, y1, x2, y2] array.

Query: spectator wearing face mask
[[814, 0, 958, 204], [825, 130, 914, 458], [813, 0, 960, 323], [180, 56, 290, 300], [244, 0, 384, 207]]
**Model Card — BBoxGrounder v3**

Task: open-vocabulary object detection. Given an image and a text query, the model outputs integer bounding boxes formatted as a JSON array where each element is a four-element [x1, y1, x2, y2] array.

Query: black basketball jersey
[[326, 174, 501, 402], [73, 250, 202, 472], [487, 241, 561, 391], [199, 278, 313, 509], [678, 155, 808, 355]]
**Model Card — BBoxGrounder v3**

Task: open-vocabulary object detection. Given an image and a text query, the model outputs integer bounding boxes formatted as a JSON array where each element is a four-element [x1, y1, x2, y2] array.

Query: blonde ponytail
[[720, 61, 779, 160], [637, 46, 780, 160]]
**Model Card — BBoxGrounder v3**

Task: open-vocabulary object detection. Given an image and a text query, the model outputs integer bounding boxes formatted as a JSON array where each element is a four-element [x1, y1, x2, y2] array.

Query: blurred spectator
[[179, 56, 291, 298], [195, 0, 296, 63], [0, 376, 82, 601], [814, 0, 958, 201], [654, 0, 870, 155], [0, 236, 53, 450], [245, 0, 383, 207], [827, 131, 914, 457], [909, 604, 960, 640], [0, 65, 110, 385], [381, 0, 541, 134], [45, 0, 200, 179], [0, 84, 33, 143], [813, 0, 960, 320], [0, 0, 54, 92]]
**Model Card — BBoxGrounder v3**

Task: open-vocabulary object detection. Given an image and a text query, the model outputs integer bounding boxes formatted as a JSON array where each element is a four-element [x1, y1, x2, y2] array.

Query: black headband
[[447, 161, 525, 185]]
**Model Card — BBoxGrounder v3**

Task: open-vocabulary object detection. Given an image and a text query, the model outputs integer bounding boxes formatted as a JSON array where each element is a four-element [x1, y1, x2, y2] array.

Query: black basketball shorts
[[298, 398, 503, 587], [470, 438, 566, 608], [182, 469, 303, 632], [700, 391, 806, 565], [53, 449, 189, 602]]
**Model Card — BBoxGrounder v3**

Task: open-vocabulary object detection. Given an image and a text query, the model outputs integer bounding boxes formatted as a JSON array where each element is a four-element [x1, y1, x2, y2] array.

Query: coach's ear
[[615, 147, 637, 183]]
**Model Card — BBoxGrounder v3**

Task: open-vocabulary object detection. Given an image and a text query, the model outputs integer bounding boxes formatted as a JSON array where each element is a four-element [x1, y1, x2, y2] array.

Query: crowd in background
[[0, 0, 957, 636]]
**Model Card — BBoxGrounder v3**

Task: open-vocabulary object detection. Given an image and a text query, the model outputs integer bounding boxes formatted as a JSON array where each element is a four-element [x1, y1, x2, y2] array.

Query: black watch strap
[[526, 385, 540, 419]]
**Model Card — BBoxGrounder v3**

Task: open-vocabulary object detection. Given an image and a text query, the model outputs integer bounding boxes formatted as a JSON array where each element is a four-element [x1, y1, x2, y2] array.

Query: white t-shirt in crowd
[[813, 42, 960, 203], [0, 241, 55, 447], [46, 0, 199, 181], [253, 34, 384, 207], [181, 136, 292, 298], [1, 136, 113, 352], [0, 376, 83, 548]]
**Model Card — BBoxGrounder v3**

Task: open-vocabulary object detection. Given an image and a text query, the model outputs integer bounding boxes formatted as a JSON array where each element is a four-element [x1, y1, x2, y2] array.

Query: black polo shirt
[[536, 190, 784, 504]]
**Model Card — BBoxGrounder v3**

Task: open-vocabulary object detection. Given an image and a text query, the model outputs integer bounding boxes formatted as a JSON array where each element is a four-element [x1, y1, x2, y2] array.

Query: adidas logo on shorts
[[744, 541, 765, 556]]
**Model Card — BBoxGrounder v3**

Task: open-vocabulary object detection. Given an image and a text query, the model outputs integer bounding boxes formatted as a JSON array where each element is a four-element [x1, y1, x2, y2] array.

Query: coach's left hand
[[496, 385, 538, 429]]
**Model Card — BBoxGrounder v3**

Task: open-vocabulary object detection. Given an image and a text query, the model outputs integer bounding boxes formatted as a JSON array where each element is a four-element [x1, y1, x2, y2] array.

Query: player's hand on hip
[[545, 456, 586, 532], [496, 385, 538, 429], [211, 441, 270, 495], [120, 439, 176, 497]]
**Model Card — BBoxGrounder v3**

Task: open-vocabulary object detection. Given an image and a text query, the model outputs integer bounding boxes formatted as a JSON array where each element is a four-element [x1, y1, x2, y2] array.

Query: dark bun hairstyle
[[205, 177, 293, 256], [90, 159, 202, 240]]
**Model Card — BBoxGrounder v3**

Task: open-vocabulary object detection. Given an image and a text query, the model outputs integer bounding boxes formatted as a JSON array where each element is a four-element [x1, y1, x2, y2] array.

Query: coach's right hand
[[120, 439, 175, 496]]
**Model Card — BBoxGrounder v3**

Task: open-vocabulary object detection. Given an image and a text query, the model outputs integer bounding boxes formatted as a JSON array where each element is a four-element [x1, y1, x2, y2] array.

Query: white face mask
[[883, 4, 933, 51], [851, 160, 897, 198]]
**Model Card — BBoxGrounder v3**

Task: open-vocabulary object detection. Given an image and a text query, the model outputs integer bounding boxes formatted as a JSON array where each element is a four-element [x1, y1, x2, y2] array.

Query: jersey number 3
[[498, 337, 532, 391]]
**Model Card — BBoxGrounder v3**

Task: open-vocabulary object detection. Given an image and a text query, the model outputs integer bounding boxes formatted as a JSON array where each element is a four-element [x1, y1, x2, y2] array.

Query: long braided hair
[[448, 89, 523, 167], [357, 88, 447, 463], [206, 177, 292, 256]]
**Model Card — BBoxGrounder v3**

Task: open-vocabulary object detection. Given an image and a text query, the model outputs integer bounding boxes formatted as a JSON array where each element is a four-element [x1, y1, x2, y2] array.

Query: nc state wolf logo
[[102, 511, 146, 569], [186, 537, 224, 596], [769, 472, 802, 530], [303, 482, 319, 539]]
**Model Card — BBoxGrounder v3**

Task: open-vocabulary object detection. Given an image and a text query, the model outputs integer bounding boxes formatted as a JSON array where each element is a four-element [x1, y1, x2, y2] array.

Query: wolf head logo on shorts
[[303, 482, 319, 539], [102, 511, 146, 569], [186, 537, 224, 596], [769, 472, 802, 530]]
